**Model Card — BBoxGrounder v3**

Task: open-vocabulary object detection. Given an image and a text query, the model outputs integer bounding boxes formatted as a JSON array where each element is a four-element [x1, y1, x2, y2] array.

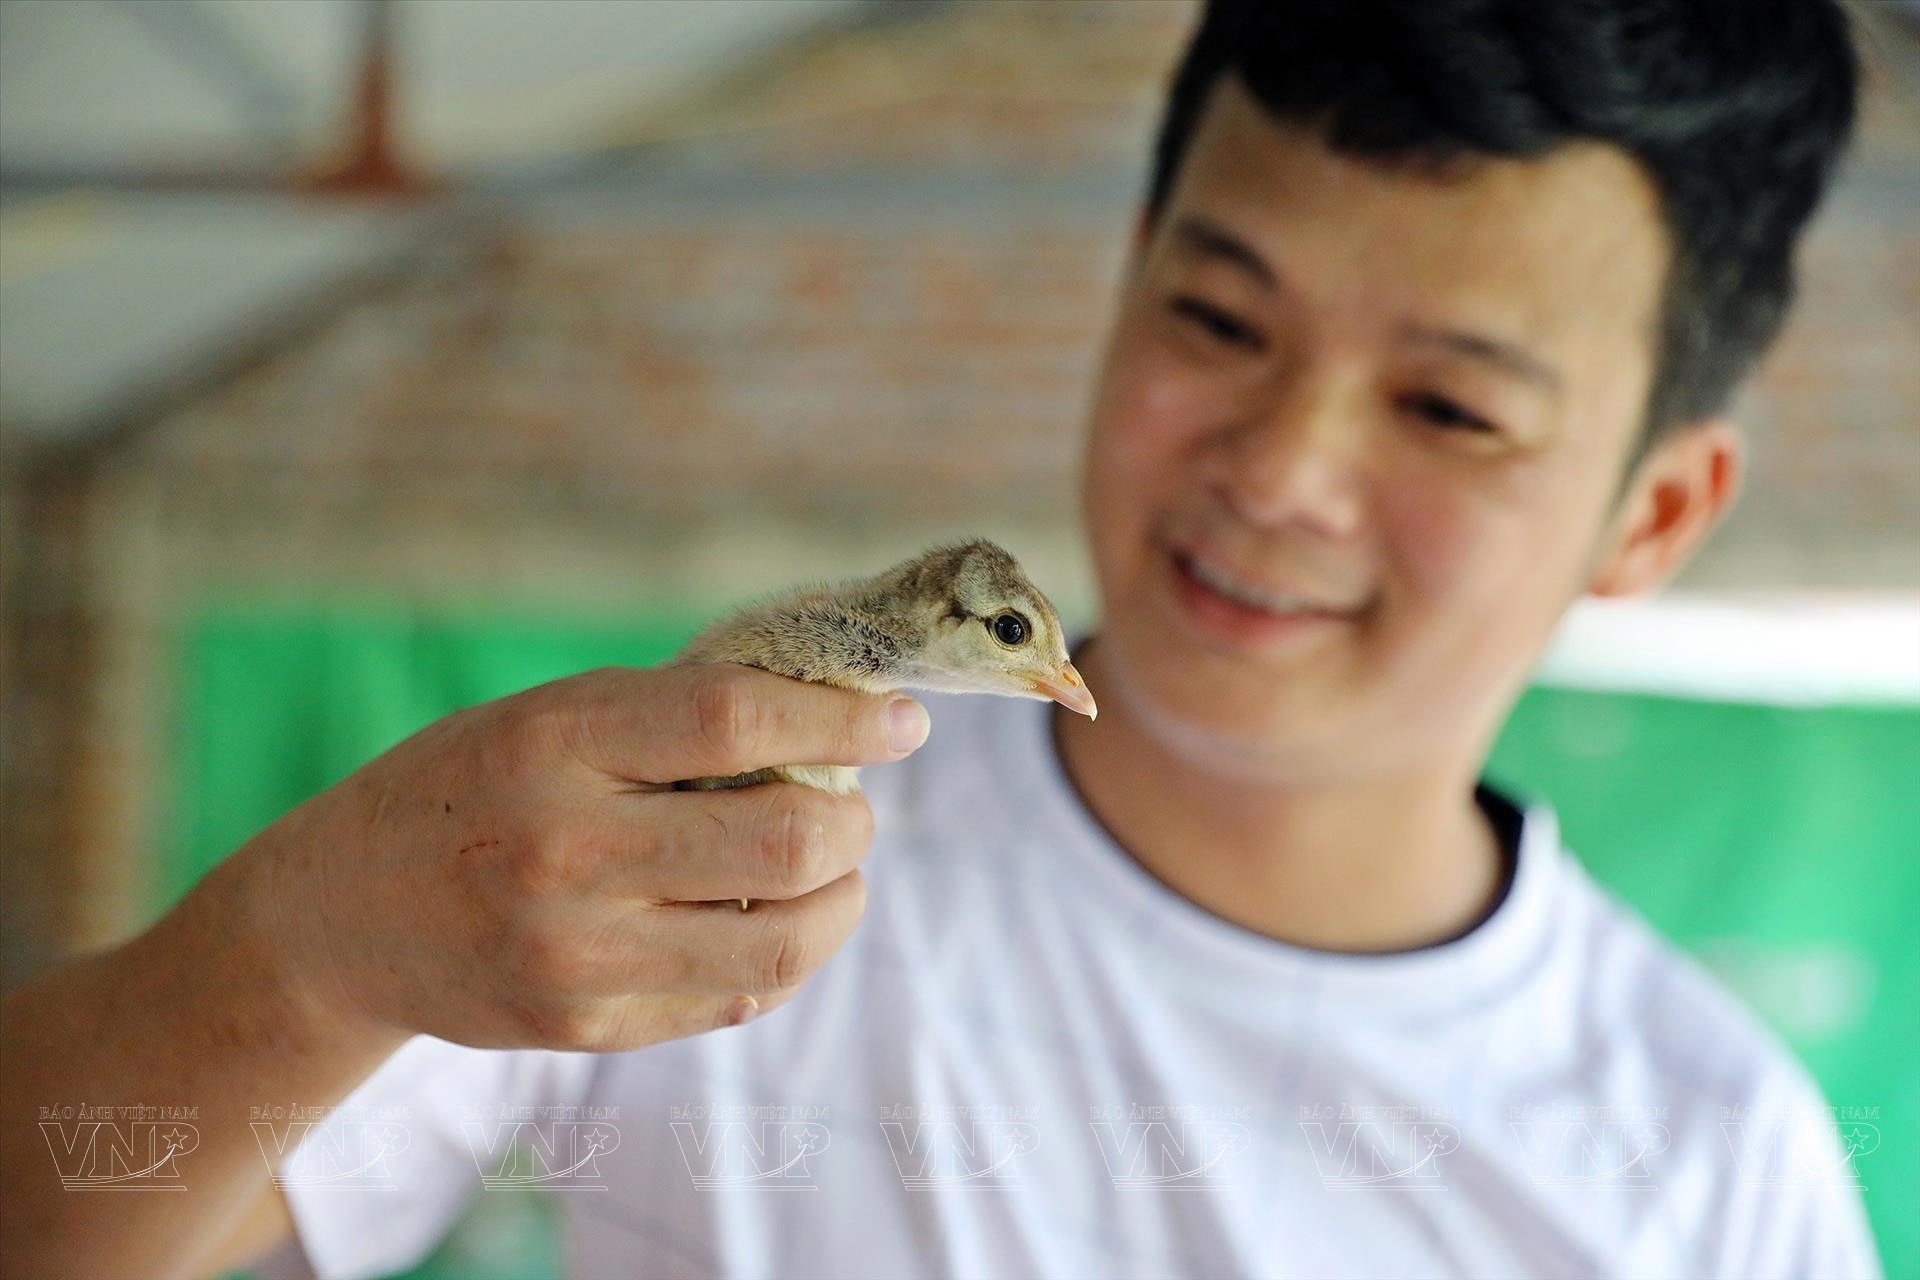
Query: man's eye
[[1170, 296, 1263, 350], [1403, 392, 1496, 433]]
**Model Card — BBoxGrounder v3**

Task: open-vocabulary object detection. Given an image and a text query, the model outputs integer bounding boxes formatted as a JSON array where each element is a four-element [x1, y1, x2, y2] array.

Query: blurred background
[[1, 2, 1915, 1277]]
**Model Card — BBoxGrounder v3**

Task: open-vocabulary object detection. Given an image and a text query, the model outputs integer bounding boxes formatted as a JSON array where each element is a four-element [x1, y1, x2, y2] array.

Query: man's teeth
[[1185, 553, 1321, 615]]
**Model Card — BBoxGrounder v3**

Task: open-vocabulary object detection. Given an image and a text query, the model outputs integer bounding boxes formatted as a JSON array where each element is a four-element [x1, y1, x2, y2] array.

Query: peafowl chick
[[672, 539, 1096, 904]]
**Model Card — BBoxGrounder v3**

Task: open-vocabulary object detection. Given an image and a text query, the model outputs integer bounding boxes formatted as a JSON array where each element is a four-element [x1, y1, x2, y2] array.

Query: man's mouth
[[1170, 544, 1356, 619]]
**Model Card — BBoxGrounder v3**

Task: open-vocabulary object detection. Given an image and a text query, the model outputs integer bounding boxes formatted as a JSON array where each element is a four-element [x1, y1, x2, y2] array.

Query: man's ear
[[1585, 418, 1745, 598]]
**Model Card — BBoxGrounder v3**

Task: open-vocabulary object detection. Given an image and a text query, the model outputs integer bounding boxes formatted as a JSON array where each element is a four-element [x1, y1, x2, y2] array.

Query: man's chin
[[1094, 635, 1345, 779]]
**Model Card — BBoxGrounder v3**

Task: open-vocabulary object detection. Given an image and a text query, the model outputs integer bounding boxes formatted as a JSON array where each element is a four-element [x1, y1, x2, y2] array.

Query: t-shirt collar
[[997, 685, 1567, 1018]]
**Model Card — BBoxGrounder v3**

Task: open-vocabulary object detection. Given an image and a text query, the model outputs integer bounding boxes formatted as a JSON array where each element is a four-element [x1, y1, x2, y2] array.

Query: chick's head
[[891, 540, 1096, 718]]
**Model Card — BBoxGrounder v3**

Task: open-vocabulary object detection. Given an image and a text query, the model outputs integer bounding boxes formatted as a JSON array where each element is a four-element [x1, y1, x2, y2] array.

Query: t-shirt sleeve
[[273, 1035, 596, 1280], [1722, 1068, 1885, 1280]]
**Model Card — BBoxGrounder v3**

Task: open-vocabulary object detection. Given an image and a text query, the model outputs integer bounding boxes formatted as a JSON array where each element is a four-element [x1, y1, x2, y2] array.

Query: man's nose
[[1207, 366, 1367, 539]]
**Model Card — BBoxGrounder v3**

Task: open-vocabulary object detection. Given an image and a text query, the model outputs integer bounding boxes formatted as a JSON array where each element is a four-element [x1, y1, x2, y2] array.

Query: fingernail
[[888, 699, 931, 754], [725, 994, 760, 1027]]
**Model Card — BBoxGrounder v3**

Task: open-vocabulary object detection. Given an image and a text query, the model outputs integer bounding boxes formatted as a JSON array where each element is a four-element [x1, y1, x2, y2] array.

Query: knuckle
[[520, 669, 624, 766], [657, 805, 715, 880], [766, 798, 827, 890], [689, 668, 760, 770], [755, 923, 813, 993], [562, 683, 618, 764], [651, 939, 702, 993], [514, 920, 586, 992], [497, 694, 568, 776], [574, 664, 617, 690], [518, 1002, 607, 1053], [507, 830, 579, 894]]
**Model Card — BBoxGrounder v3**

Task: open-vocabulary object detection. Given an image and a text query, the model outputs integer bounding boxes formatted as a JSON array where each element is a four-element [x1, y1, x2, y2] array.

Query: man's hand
[[0, 661, 928, 1280], [264, 661, 929, 1053]]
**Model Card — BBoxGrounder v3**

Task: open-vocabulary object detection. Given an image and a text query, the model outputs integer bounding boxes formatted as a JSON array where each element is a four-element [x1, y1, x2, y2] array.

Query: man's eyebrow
[[1402, 325, 1565, 396], [1170, 214, 1279, 290], [1171, 213, 1563, 396]]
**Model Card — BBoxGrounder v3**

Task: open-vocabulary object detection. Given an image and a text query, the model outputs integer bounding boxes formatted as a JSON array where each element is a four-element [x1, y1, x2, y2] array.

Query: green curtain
[[168, 600, 1917, 1280]]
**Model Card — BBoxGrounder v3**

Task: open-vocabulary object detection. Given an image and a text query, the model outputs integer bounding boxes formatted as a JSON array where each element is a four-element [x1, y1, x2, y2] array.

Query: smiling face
[[1081, 73, 1714, 783]]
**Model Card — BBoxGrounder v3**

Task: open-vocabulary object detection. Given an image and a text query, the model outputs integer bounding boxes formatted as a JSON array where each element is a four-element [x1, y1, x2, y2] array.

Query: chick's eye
[[991, 613, 1029, 646]]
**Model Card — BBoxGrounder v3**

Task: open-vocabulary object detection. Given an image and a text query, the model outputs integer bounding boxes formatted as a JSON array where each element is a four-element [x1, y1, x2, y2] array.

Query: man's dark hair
[[1146, 0, 1860, 479]]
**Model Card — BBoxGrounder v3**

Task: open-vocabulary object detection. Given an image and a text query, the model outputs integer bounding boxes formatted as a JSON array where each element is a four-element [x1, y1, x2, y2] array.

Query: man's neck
[[1052, 639, 1508, 954]]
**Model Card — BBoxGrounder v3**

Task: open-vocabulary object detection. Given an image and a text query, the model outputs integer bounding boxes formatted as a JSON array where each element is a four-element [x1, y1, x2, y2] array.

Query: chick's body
[[673, 590, 914, 796], [671, 540, 1095, 799]]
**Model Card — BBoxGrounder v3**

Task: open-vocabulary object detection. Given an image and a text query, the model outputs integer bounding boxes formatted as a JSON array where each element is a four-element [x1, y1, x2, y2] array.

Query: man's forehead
[[1166, 75, 1670, 347]]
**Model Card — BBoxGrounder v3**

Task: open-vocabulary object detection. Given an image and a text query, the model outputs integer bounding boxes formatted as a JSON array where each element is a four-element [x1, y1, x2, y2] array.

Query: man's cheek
[[1377, 479, 1488, 607], [1091, 389, 1185, 521], [1386, 477, 1581, 692], [1102, 337, 1222, 453]]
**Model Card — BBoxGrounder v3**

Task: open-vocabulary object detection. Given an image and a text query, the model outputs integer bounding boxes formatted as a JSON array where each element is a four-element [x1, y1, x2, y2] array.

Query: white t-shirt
[[276, 689, 1881, 1280]]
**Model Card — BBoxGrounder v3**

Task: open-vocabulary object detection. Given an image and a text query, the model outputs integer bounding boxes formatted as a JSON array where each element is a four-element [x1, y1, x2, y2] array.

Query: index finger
[[567, 663, 931, 784]]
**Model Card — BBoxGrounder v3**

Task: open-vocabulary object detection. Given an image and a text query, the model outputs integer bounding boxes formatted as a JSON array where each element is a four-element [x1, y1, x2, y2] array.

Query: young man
[[1, 1, 1877, 1277]]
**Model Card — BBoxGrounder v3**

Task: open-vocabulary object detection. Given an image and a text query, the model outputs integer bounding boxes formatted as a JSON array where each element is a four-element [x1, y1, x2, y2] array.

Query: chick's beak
[[1030, 661, 1097, 720]]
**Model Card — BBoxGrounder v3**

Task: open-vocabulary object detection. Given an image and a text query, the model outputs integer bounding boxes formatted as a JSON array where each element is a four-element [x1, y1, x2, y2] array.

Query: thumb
[[569, 664, 930, 784]]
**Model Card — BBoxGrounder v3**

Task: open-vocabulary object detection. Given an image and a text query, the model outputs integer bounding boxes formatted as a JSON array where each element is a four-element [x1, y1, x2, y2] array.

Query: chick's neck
[[1050, 636, 1507, 954]]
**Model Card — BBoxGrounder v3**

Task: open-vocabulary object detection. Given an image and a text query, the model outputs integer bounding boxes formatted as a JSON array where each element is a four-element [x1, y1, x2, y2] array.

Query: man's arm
[[0, 841, 400, 1280], [2, 663, 926, 1279]]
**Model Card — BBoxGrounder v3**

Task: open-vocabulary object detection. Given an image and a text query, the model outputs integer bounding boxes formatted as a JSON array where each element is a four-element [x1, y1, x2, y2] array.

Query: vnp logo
[[462, 1121, 621, 1190], [1299, 1118, 1459, 1190], [43, 1121, 200, 1190], [1721, 1115, 1880, 1189], [1090, 1119, 1251, 1189], [254, 1120, 410, 1190], [1511, 1119, 1671, 1189], [881, 1120, 1039, 1189], [670, 1115, 830, 1190]]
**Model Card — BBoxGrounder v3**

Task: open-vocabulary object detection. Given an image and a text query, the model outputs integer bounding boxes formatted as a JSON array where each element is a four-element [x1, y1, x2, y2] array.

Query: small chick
[[672, 539, 1096, 906]]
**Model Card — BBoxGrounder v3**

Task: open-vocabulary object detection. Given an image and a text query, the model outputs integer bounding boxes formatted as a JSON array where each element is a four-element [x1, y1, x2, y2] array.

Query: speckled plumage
[[670, 539, 1082, 799]]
